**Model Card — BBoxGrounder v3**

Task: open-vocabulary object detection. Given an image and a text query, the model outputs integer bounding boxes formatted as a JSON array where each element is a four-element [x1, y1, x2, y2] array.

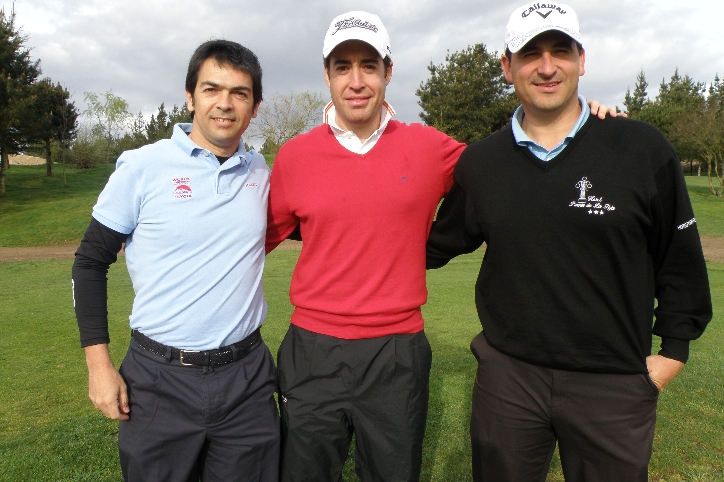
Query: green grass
[[1, 165, 722, 247], [0, 165, 111, 247], [0, 164, 722, 480], [1, 251, 722, 481], [684, 174, 724, 237]]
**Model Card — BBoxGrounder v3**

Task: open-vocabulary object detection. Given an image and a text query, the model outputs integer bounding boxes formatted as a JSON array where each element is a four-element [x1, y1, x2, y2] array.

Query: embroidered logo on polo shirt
[[568, 177, 616, 215], [245, 182, 258, 188], [173, 177, 192, 199]]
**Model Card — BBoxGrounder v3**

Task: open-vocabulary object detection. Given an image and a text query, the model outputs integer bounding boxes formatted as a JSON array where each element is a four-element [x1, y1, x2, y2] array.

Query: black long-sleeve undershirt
[[72, 218, 127, 347]]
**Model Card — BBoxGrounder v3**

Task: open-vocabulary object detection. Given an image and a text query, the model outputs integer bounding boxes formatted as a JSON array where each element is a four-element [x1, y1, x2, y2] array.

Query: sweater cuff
[[658, 337, 690, 363]]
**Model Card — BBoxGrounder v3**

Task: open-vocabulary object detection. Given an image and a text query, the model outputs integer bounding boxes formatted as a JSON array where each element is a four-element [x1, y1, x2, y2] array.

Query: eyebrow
[[199, 80, 252, 92], [331, 57, 381, 66]]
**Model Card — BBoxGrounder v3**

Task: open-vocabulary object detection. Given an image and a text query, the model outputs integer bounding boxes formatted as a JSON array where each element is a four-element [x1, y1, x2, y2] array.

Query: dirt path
[[0, 240, 303, 263], [0, 238, 722, 263]]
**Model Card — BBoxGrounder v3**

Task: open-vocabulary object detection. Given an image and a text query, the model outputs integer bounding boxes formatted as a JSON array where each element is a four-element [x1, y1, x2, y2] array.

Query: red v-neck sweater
[[267, 121, 465, 339]]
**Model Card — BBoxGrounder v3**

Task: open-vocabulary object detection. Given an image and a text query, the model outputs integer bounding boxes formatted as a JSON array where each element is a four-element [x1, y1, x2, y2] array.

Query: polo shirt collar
[[511, 95, 590, 161], [172, 123, 250, 168]]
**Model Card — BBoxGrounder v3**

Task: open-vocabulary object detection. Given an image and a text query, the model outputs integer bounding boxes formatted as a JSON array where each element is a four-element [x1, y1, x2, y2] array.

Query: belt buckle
[[179, 350, 201, 366]]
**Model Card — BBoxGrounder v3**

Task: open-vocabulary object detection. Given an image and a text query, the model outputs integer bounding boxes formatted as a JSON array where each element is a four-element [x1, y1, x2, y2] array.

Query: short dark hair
[[185, 40, 263, 109], [504, 39, 583, 61]]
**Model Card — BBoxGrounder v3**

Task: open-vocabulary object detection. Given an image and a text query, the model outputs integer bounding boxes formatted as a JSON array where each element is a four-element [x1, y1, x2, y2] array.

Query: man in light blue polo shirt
[[72, 40, 279, 481]]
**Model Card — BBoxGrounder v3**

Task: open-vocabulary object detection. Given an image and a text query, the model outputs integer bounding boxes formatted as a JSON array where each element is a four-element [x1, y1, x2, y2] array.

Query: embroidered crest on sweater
[[569, 177, 616, 215]]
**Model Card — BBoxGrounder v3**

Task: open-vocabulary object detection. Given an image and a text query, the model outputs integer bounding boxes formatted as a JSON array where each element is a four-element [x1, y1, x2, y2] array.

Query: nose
[[537, 52, 556, 77], [349, 66, 364, 90], [217, 91, 232, 110]]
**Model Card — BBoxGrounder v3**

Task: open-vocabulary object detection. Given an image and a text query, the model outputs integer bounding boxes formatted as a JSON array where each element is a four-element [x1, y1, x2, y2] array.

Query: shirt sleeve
[[438, 130, 467, 195], [92, 154, 142, 235], [427, 150, 486, 269], [72, 218, 128, 347], [649, 151, 713, 363], [265, 153, 300, 253]]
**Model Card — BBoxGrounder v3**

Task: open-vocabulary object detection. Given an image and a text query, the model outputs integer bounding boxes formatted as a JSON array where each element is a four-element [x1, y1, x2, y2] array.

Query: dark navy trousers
[[118, 337, 280, 482]]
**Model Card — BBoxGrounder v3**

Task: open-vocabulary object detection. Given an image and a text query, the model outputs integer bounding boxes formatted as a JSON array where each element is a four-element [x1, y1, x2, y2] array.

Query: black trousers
[[117, 336, 280, 482], [277, 325, 432, 482], [470, 332, 658, 482]]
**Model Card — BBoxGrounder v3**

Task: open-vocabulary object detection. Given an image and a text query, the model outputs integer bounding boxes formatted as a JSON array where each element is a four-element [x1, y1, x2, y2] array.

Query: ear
[[185, 90, 195, 113], [385, 62, 393, 86], [579, 48, 586, 77], [251, 101, 260, 119], [501, 55, 513, 83], [324, 65, 331, 88]]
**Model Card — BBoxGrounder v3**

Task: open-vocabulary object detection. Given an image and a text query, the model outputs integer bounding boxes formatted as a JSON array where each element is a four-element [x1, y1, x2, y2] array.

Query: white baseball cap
[[323, 11, 392, 60], [505, 2, 582, 54]]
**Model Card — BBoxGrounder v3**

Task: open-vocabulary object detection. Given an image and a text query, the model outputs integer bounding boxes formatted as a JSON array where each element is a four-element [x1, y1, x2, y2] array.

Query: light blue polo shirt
[[93, 124, 270, 350], [511, 95, 590, 160]]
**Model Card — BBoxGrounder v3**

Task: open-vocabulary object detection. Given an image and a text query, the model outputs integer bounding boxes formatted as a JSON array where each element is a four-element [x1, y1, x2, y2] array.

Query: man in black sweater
[[426, 2, 712, 481]]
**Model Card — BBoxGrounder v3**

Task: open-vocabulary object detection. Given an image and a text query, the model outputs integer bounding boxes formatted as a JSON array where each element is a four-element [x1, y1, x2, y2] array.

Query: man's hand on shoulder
[[588, 100, 628, 120], [84, 344, 130, 420], [646, 354, 685, 392]]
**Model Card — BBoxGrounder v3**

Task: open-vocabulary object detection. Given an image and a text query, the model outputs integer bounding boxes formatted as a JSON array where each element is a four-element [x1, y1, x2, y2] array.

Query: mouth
[[533, 80, 561, 92], [345, 96, 371, 107], [212, 117, 236, 126]]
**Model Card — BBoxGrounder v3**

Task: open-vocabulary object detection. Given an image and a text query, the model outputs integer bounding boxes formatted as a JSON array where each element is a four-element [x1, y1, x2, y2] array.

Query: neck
[[520, 96, 582, 150], [335, 108, 383, 143]]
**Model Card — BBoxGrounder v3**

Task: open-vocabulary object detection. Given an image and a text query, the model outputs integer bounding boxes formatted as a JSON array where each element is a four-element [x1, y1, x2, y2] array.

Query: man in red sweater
[[266, 10, 617, 482], [266, 11, 464, 481]]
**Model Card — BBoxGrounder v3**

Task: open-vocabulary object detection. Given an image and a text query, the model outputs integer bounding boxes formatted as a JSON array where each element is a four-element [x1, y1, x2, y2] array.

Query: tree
[[416, 44, 518, 144], [84, 89, 132, 175], [0, 6, 41, 197], [26, 79, 78, 177], [638, 69, 705, 139], [623, 69, 649, 117], [669, 75, 724, 196], [146, 103, 190, 143], [247, 91, 326, 163], [53, 83, 79, 187]]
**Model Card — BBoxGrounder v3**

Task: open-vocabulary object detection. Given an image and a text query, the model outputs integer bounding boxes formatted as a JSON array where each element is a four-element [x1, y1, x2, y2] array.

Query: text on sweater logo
[[173, 177, 192, 199], [677, 218, 696, 230], [569, 177, 616, 215]]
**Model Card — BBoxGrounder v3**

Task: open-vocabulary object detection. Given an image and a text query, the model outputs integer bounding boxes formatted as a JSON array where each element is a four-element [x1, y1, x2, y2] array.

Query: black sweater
[[427, 115, 712, 374]]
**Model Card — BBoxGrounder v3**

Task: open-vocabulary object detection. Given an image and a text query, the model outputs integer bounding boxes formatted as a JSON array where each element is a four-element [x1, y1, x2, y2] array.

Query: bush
[[68, 137, 98, 169]]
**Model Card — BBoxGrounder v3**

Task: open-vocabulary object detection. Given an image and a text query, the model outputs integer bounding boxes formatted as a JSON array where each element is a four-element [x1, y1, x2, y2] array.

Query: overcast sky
[[4, 0, 723, 141]]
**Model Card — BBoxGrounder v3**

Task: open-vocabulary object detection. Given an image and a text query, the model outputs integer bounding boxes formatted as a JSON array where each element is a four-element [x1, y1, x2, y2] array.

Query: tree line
[[3, 4, 722, 199], [0, 8, 78, 197], [624, 70, 724, 196], [414, 43, 724, 197]]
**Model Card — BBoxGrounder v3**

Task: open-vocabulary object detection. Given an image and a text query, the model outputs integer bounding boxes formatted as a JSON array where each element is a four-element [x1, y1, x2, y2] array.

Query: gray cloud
[[4, 0, 722, 128]]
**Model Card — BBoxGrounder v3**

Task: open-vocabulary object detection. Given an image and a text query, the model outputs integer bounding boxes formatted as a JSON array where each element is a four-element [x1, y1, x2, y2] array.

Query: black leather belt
[[131, 328, 261, 366]]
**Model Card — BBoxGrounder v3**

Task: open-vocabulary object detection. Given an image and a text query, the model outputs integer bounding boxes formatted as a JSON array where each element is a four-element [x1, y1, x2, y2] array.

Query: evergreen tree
[[416, 44, 518, 144], [26, 79, 78, 177], [623, 69, 648, 118], [0, 7, 41, 197]]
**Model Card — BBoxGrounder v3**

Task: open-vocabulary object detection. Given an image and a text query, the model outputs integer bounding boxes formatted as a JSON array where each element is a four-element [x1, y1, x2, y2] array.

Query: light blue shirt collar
[[171, 123, 249, 169], [511, 95, 590, 161]]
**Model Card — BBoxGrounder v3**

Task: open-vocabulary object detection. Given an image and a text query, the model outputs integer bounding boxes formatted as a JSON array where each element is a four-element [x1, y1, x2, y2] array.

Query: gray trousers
[[470, 332, 658, 482], [118, 337, 280, 482]]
